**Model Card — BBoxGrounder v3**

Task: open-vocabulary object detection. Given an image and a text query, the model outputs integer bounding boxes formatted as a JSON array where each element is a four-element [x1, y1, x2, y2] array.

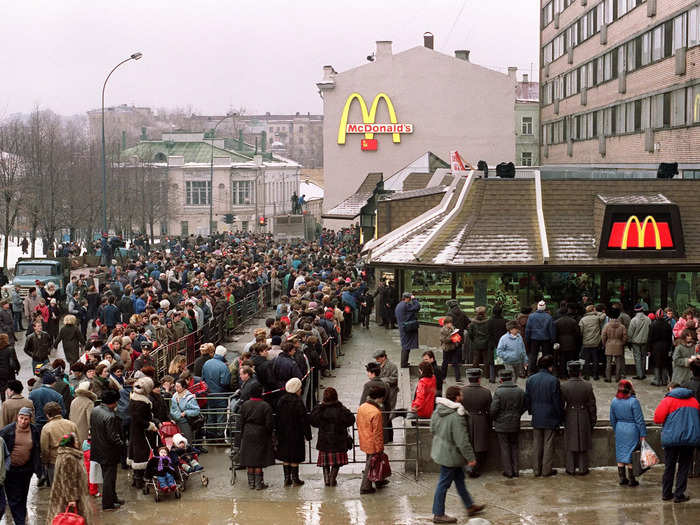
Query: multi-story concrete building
[[512, 69, 541, 166], [540, 0, 700, 171], [119, 132, 300, 235]]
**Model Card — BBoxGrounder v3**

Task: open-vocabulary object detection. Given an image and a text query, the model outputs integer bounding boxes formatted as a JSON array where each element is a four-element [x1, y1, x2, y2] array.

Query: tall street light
[[209, 112, 235, 236], [101, 52, 143, 234]]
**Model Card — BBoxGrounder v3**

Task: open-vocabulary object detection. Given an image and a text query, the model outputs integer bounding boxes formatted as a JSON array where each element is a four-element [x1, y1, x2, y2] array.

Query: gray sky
[[0, 0, 539, 117]]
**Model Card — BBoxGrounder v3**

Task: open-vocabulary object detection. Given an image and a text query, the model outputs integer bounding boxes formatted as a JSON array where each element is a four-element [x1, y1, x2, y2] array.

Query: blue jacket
[[101, 304, 121, 327], [654, 387, 700, 447], [169, 391, 201, 423], [202, 355, 231, 394], [525, 370, 563, 429], [133, 297, 146, 314], [341, 291, 357, 311], [28, 385, 65, 424], [525, 310, 556, 342], [496, 333, 528, 365]]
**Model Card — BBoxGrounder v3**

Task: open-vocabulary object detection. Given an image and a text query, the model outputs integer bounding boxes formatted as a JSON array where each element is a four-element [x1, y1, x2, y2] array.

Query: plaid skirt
[[316, 451, 349, 467]]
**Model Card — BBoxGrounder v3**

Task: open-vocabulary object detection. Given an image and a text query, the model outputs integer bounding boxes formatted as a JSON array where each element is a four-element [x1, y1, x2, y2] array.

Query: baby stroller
[[143, 431, 183, 502], [164, 423, 209, 491], [225, 394, 242, 485]]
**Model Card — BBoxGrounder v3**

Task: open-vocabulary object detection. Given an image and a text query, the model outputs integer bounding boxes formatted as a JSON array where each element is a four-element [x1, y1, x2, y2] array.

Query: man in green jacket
[[430, 386, 485, 523]]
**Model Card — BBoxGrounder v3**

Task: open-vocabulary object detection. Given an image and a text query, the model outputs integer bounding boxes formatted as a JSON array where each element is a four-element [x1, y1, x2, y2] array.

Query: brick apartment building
[[540, 0, 700, 171]]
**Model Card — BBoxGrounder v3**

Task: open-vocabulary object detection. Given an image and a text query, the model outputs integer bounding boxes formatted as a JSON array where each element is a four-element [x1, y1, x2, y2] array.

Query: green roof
[[120, 141, 252, 164]]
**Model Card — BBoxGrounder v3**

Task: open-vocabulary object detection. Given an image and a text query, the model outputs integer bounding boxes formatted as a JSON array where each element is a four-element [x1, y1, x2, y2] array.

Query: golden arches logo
[[621, 215, 661, 250], [337, 93, 411, 145]]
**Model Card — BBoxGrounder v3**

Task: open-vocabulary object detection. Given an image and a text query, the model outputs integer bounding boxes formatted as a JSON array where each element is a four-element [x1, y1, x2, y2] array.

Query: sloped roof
[[379, 186, 446, 202], [120, 141, 252, 164], [323, 173, 383, 219]]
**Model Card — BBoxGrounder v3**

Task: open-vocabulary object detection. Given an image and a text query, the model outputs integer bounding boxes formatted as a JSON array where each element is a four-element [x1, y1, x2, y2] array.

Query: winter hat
[[634, 304, 644, 312], [215, 345, 227, 357], [537, 300, 546, 311], [41, 371, 56, 384], [173, 433, 188, 447], [270, 336, 282, 346], [285, 377, 302, 394], [76, 382, 91, 393], [134, 376, 154, 395], [18, 407, 33, 417], [160, 299, 170, 311]]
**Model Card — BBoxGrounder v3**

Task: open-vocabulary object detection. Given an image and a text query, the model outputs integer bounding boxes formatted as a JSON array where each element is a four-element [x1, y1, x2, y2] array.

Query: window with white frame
[[652, 25, 664, 61], [185, 181, 211, 206], [232, 180, 253, 205], [688, 85, 700, 124], [673, 13, 687, 54], [671, 89, 686, 127], [521, 151, 532, 166], [641, 32, 651, 65], [521, 116, 533, 135], [627, 39, 637, 72], [690, 8, 699, 47], [543, 43, 553, 64]]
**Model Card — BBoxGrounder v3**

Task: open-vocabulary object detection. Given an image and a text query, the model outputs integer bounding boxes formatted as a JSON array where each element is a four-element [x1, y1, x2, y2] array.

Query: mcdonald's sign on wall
[[598, 203, 685, 258], [337, 92, 413, 151]]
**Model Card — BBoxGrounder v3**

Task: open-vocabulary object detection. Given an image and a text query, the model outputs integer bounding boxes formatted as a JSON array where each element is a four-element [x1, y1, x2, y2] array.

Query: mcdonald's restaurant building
[[362, 171, 700, 332], [317, 35, 515, 229]]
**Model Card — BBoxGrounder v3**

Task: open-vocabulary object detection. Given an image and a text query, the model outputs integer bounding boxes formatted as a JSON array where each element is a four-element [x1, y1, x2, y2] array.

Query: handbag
[[345, 434, 354, 451], [367, 452, 391, 482], [402, 320, 419, 333], [52, 503, 85, 525], [186, 413, 205, 433]]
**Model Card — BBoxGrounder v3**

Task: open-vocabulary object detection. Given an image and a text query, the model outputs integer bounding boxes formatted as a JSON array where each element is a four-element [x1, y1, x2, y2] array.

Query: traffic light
[[223, 214, 234, 224], [259, 216, 266, 226]]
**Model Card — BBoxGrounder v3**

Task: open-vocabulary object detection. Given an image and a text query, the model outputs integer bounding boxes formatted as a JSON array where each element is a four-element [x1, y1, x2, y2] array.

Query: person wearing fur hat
[[171, 432, 203, 473], [275, 377, 312, 487], [127, 377, 158, 488], [69, 382, 96, 446], [239, 383, 275, 490]]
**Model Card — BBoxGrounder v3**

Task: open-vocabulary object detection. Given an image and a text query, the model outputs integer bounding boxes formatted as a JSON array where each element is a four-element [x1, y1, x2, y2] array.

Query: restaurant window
[[521, 116, 533, 135], [403, 270, 452, 323], [667, 272, 700, 313], [671, 89, 686, 127], [521, 151, 533, 166], [673, 13, 687, 54], [185, 181, 211, 206], [532, 272, 600, 310], [456, 272, 528, 319]]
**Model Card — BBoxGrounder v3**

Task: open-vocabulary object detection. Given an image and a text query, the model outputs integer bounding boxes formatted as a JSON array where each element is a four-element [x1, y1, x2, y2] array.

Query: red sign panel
[[607, 216, 673, 250], [360, 139, 378, 151]]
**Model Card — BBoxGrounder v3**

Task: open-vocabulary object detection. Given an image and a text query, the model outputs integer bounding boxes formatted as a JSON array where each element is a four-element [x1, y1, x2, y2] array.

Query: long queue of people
[[0, 227, 374, 524]]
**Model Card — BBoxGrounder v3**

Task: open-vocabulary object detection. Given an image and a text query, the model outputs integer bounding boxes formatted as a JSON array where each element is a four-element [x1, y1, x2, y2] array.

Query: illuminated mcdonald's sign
[[337, 92, 413, 150], [599, 203, 685, 258]]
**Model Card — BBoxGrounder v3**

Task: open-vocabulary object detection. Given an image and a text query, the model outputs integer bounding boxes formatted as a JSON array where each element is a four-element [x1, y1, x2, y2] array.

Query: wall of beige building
[[321, 43, 515, 218]]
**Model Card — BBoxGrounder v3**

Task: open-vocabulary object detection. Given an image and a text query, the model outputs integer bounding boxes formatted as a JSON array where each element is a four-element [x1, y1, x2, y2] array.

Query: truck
[[9, 258, 70, 300]]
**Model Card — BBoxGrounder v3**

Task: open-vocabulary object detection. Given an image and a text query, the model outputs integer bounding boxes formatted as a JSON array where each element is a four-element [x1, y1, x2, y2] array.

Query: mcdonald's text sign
[[338, 92, 413, 150]]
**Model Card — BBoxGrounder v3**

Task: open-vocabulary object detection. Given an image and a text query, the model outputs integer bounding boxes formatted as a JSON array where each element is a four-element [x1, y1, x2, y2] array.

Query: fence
[[151, 283, 272, 378]]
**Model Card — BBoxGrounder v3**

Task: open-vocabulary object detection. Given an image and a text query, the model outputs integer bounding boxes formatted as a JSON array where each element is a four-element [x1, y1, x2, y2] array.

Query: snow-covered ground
[[0, 239, 45, 269]]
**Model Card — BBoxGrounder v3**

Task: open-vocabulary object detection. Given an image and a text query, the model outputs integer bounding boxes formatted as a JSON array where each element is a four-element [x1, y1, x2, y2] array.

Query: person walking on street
[[525, 355, 564, 477], [374, 349, 398, 444], [628, 304, 651, 380], [560, 360, 597, 475], [430, 386, 485, 523], [276, 378, 312, 487], [395, 293, 420, 368], [23, 320, 52, 370], [579, 305, 605, 381], [525, 301, 555, 375], [653, 382, 700, 503], [310, 387, 355, 487], [0, 334, 20, 402], [40, 402, 78, 485], [460, 368, 492, 478], [10, 285, 24, 332], [90, 389, 124, 511], [54, 315, 85, 366], [357, 386, 386, 495], [490, 369, 527, 478], [0, 407, 41, 525], [610, 380, 647, 487], [602, 308, 628, 383]]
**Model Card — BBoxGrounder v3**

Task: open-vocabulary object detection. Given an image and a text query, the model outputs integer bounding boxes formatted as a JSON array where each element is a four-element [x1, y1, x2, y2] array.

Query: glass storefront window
[[668, 272, 700, 314], [532, 271, 600, 312], [455, 272, 528, 319], [403, 270, 452, 323]]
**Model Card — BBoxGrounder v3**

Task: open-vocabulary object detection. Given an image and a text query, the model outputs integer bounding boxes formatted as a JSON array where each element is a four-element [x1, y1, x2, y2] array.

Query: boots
[[255, 472, 268, 490], [291, 466, 304, 486], [650, 368, 661, 386], [322, 467, 331, 487], [330, 466, 339, 487], [618, 466, 628, 485], [283, 465, 292, 487], [247, 472, 256, 489], [627, 468, 638, 487]]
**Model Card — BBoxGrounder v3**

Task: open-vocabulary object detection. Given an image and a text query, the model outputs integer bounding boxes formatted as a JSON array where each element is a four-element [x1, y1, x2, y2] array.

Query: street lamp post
[[101, 52, 143, 235], [209, 112, 235, 236]]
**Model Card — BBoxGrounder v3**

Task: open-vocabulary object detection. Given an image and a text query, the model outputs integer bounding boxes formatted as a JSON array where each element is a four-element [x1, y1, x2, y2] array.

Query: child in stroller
[[146, 446, 178, 493], [171, 433, 204, 473]]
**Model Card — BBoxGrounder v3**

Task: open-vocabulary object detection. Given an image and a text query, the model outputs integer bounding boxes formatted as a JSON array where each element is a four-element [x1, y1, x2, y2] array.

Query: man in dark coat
[[0, 407, 42, 525], [446, 299, 470, 363], [490, 369, 528, 478], [395, 293, 420, 368], [525, 301, 556, 375], [90, 390, 124, 510], [375, 350, 399, 443], [560, 360, 597, 475], [649, 311, 673, 386], [525, 355, 564, 477], [359, 362, 386, 405], [23, 320, 52, 369], [554, 305, 581, 378], [460, 368, 492, 478]]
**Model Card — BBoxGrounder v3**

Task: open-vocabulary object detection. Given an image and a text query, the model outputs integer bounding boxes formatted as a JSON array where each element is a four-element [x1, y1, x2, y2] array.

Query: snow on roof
[[300, 180, 323, 200]]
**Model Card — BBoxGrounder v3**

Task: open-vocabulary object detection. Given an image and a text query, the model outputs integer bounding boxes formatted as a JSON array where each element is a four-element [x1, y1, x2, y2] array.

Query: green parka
[[430, 397, 475, 467]]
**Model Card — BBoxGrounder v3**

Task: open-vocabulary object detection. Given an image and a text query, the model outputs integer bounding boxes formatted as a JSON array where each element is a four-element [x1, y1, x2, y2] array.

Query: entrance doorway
[[602, 272, 667, 314]]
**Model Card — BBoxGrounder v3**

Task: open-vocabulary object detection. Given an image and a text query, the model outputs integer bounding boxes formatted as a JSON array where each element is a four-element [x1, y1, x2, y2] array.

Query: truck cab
[[11, 258, 69, 299]]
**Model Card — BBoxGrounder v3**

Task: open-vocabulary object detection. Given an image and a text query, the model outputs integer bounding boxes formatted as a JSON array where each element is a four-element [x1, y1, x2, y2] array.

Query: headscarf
[[616, 379, 634, 399]]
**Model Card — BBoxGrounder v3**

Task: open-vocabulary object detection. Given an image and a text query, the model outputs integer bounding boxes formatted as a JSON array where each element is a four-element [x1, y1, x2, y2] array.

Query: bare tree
[[0, 120, 26, 268]]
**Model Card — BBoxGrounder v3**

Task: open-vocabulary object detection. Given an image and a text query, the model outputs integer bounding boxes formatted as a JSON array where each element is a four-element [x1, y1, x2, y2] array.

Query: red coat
[[412, 376, 436, 418]]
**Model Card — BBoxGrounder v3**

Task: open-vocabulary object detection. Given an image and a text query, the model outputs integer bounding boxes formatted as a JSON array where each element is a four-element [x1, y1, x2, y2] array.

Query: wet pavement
[[13, 321, 700, 524]]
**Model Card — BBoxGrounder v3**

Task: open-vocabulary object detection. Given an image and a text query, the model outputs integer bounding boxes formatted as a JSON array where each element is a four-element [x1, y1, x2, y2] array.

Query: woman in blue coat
[[610, 380, 647, 487]]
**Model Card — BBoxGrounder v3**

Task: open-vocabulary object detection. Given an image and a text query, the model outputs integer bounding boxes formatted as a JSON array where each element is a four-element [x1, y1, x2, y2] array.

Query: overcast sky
[[0, 0, 540, 117]]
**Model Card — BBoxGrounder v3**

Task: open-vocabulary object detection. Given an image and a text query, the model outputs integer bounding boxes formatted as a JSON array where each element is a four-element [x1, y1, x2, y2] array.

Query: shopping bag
[[367, 452, 391, 482], [640, 440, 659, 469], [52, 503, 85, 525]]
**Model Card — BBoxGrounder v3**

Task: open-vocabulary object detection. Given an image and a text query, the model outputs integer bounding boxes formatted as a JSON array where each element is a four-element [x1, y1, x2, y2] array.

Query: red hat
[[648, 313, 656, 320], [34, 279, 42, 285], [438, 317, 445, 327], [345, 277, 352, 283], [280, 316, 290, 325], [324, 311, 334, 320]]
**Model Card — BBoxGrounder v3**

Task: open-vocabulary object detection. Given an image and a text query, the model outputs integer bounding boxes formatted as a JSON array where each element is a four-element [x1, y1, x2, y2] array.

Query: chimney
[[455, 50, 470, 61], [375, 41, 393, 61], [507, 66, 517, 81], [322, 65, 335, 81], [523, 73, 529, 83], [423, 32, 434, 49]]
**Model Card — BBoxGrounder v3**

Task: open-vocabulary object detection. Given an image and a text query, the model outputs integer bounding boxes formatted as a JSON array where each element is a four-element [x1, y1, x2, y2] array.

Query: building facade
[[514, 70, 541, 166], [540, 0, 700, 169], [119, 132, 299, 236], [318, 35, 515, 226]]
